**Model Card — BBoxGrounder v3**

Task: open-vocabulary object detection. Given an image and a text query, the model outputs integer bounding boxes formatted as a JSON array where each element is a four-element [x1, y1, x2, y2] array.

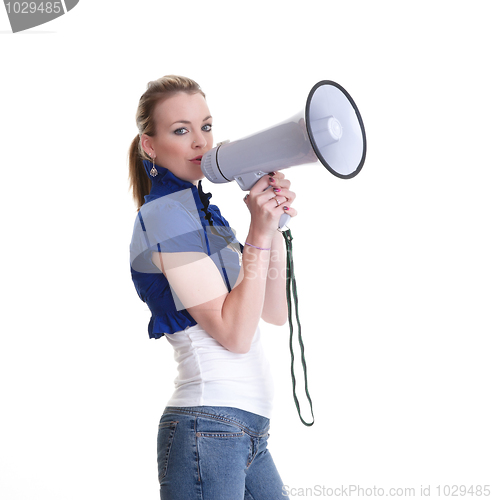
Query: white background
[[1, 1, 491, 498]]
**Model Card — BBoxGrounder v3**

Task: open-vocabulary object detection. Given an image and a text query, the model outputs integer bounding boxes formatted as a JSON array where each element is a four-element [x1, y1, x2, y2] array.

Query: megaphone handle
[[279, 212, 291, 230]]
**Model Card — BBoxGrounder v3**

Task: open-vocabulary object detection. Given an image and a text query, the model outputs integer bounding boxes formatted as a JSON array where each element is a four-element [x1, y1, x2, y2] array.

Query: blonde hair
[[128, 75, 206, 209]]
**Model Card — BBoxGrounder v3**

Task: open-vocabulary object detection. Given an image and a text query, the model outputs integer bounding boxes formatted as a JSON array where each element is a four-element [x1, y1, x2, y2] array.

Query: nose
[[192, 132, 207, 149]]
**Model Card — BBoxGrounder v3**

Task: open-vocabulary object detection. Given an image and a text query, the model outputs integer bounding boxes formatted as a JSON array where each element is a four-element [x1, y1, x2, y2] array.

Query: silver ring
[[274, 196, 280, 207]]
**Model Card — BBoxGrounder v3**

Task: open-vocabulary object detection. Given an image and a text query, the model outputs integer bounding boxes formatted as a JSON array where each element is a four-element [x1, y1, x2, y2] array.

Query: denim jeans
[[157, 406, 288, 500]]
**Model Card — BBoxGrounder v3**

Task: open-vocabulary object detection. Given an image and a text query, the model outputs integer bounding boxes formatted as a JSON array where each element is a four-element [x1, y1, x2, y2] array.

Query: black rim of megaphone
[[305, 80, 367, 180]]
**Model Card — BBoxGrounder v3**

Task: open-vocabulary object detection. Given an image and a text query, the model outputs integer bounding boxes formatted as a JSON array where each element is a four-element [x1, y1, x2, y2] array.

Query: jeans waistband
[[163, 406, 270, 438]]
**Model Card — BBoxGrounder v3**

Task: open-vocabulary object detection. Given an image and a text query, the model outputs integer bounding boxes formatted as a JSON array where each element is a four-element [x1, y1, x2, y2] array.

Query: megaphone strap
[[282, 228, 315, 427]]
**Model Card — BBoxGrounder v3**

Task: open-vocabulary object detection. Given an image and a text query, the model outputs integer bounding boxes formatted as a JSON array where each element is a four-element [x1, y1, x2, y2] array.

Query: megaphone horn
[[201, 80, 367, 227]]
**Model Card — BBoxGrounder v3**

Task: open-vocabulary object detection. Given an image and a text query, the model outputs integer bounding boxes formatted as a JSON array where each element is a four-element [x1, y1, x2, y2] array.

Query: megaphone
[[201, 80, 367, 228]]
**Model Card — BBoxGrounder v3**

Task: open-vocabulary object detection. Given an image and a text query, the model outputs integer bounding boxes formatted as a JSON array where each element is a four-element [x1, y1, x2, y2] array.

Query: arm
[[261, 230, 288, 325], [259, 172, 293, 326], [153, 173, 296, 354]]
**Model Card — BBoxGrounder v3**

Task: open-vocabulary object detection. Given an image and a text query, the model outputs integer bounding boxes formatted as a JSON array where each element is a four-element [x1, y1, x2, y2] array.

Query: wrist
[[244, 242, 271, 251], [246, 226, 274, 250]]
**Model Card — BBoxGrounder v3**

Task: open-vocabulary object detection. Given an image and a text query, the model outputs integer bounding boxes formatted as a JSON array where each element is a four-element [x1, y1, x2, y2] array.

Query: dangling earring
[[150, 154, 158, 177]]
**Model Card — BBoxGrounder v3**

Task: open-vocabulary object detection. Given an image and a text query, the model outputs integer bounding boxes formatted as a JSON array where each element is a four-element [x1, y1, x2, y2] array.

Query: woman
[[129, 75, 296, 500]]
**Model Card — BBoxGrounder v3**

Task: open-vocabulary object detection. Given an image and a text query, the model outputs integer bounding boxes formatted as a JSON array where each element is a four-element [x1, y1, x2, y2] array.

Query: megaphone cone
[[306, 80, 366, 179], [201, 80, 367, 227]]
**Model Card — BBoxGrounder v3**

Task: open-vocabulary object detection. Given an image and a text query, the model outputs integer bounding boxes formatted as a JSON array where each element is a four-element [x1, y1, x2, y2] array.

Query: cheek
[[157, 138, 185, 158]]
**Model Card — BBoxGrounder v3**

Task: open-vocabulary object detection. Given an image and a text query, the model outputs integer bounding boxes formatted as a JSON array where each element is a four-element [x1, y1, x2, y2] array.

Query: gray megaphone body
[[201, 80, 367, 229]]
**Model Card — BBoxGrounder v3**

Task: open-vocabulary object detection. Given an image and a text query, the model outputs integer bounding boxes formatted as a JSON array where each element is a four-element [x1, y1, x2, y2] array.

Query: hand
[[243, 171, 297, 242]]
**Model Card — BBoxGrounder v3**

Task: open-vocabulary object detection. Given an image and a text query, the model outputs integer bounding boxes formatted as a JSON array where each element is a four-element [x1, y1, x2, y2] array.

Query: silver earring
[[150, 154, 158, 177]]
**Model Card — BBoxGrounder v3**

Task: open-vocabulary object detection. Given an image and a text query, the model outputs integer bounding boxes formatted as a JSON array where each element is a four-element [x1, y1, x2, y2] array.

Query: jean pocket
[[157, 421, 178, 484], [195, 416, 245, 438]]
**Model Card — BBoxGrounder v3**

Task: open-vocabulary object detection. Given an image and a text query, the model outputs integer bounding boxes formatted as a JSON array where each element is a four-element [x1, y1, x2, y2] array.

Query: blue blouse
[[130, 160, 242, 339]]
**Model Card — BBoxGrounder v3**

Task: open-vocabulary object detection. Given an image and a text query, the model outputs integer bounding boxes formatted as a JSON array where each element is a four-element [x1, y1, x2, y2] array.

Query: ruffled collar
[[143, 159, 195, 200], [142, 159, 214, 222]]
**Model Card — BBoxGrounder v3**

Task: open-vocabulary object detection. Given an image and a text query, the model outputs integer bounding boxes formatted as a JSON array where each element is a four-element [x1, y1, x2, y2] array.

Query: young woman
[[129, 75, 296, 500]]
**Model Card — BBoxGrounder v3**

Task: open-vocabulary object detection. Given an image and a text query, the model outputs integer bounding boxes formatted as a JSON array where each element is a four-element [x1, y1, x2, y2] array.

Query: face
[[142, 92, 213, 184]]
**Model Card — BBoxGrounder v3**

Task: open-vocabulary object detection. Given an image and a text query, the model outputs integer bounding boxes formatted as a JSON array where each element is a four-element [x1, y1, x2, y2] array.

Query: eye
[[174, 127, 188, 135], [202, 123, 212, 132]]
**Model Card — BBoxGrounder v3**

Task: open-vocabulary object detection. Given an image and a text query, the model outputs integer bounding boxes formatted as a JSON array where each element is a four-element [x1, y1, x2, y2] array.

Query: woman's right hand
[[243, 171, 297, 244]]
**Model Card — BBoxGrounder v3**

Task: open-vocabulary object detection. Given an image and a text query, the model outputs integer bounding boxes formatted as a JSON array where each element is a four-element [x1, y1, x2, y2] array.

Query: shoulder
[[141, 188, 197, 218], [139, 189, 202, 237]]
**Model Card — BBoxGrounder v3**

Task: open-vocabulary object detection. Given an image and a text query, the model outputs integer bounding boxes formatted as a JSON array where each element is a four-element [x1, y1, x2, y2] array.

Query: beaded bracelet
[[244, 242, 271, 251]]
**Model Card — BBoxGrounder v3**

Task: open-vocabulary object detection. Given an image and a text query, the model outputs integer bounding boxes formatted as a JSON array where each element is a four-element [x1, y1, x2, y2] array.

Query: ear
[[140, 134, 154, 158]]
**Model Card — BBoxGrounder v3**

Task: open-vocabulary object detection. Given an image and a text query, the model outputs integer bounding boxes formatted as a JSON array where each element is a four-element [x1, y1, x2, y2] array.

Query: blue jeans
[[157, 406, 288, 500]]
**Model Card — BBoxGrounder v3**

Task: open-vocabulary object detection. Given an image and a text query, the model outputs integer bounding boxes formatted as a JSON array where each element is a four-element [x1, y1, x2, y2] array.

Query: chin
[[192, 166, 206, 182], [185, 171, 205, 186]]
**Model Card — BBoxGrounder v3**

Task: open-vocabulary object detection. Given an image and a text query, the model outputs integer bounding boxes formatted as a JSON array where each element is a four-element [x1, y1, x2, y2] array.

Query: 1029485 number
[[436, 485, 491, 496], [5, 2, 62, 14]]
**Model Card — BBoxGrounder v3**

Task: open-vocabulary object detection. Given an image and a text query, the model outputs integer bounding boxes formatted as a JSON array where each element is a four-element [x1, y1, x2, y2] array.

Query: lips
[[189, 156, 203, 165]]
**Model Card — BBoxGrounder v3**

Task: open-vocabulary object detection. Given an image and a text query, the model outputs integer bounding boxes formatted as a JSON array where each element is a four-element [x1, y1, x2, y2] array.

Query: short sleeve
[[130, 188, 207, 274]]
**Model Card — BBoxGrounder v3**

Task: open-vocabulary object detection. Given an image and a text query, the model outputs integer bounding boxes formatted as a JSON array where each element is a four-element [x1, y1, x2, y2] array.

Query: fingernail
[[269, 177, 275, 183], [283, 206, 290, 211], [273, 188, 281, 192], [268, 171, 276, 176]]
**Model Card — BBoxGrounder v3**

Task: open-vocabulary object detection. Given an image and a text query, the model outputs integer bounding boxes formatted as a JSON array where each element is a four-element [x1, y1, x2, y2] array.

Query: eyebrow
[[171, 115, 212, 126]]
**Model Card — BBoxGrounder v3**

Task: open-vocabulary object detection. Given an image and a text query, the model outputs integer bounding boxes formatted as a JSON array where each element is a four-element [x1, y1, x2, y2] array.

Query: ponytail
[[128, 134, 151, 210]]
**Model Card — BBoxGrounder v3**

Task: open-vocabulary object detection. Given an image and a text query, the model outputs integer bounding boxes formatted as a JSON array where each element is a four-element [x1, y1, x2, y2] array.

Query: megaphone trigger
[[234, 171, 269, 191]]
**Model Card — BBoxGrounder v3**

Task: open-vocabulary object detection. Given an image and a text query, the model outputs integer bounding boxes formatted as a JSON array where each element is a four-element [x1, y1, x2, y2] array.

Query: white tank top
[[164, 324, 274, 418]]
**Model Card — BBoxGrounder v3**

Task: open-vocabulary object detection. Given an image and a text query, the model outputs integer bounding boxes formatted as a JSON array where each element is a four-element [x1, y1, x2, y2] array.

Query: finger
[[268, 195, 296, 215], [268, 171, 285, 180], [252, 172, 289, 193], [269, 195, 285, 209], [256, 188, 296, 212], [277, 205, 297, 218], [271, 187, 296, 203], [268, 176, 291, 190], [256, 187, 282, 206]]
